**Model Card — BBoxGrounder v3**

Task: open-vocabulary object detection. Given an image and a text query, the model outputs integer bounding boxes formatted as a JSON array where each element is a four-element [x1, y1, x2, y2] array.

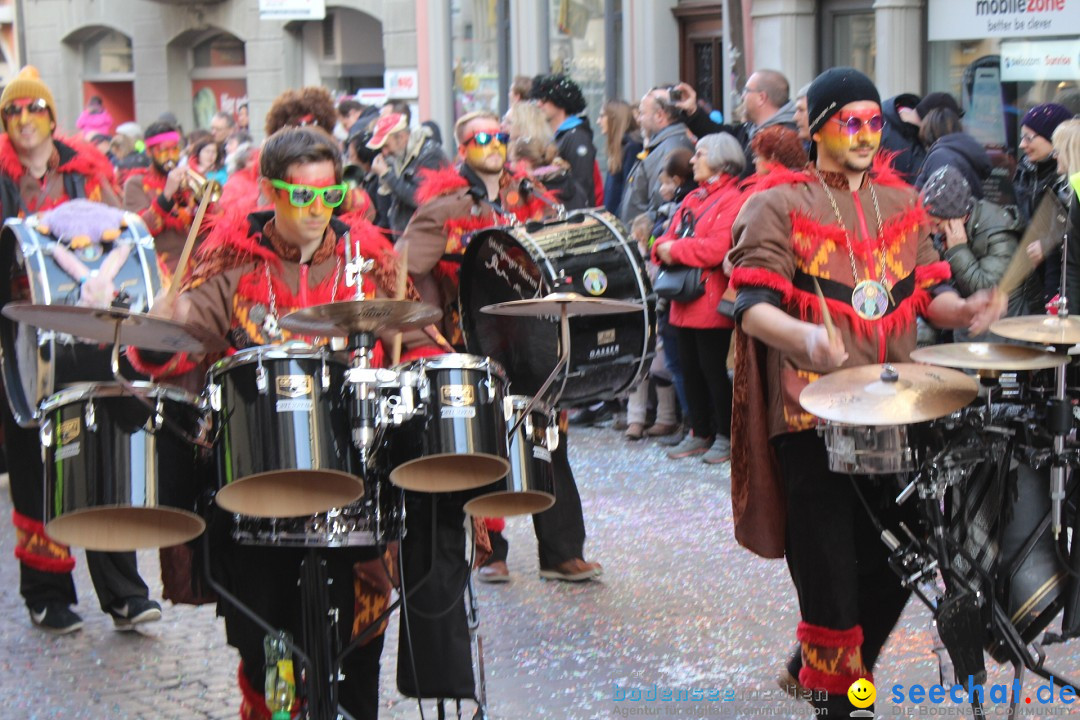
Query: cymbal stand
[[106, 312, 214, 449]]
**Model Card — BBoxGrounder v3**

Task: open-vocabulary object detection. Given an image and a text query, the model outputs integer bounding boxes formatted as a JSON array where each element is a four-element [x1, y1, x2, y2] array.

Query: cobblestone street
[[2, 424, 1079, 719]]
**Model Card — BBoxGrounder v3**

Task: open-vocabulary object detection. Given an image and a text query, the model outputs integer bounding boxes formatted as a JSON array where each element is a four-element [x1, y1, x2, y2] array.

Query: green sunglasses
[[269, 179, 348, 208]]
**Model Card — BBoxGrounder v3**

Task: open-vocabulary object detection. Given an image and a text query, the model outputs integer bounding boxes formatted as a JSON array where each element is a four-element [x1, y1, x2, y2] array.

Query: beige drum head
[[390, 453, 511, 493], [45, 507, 205, 553], [215, 470, 365, 518], [464, 490, 555, 517]]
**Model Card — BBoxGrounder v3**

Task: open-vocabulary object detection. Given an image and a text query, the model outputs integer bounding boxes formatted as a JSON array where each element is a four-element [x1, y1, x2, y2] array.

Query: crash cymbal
[[910, 342, 1068, 372], [481, 292, 643, 317], [799, 363, 979, 426], [990, 315, 1080, 345], [2, 303, 229, 353], [280, 299, 442, 336]]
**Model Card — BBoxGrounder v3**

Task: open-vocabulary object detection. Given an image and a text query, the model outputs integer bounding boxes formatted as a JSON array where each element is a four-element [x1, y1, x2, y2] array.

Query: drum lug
[[321, 361, 330, 391], [256, 365, 268, 394], [524, 413, 534, 437], [39, 417, 53, 448], [546, 423, 560, 452], [209, 383, 221, 413], [503, 396, 514, 422], [85, 399, 96, 432], [150, 398, 165, 433]]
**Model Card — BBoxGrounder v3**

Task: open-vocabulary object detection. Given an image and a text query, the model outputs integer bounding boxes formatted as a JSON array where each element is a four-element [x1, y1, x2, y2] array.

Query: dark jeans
[[658, 311, 687, 414], [3, 401, 147, 611], [773, 430, 915, 707], [675, 326, 732, 439], [486, 429, 587, 568]]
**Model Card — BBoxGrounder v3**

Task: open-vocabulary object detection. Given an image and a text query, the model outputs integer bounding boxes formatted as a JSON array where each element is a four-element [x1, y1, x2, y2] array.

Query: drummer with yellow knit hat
[[0, 66, 159, 636]]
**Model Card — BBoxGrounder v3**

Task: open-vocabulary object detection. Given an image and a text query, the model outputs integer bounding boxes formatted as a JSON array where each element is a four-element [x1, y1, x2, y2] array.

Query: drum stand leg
[[466, 572, 489, 720]]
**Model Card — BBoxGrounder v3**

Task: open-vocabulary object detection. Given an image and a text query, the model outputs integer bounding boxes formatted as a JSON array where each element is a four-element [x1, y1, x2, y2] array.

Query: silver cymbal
[[481, 292, 643, 317], [990, 315, 1080, 345], [2, 303, 228, 353], [799, 362, 979, 425], [280, 299, 442, 336], [910, 342, 1068, 371]]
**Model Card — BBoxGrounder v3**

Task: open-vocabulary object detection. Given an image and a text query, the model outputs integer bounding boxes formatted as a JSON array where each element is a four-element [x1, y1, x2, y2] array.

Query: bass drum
[[0, 207, 160, 427], [460, 210, 654, 405]]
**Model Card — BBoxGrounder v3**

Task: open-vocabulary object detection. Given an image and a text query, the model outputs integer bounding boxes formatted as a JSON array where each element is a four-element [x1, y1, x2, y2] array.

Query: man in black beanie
[[728, 67, 1004, 716]]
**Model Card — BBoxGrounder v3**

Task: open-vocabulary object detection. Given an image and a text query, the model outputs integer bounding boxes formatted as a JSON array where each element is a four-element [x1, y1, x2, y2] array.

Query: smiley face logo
[[847, 677, 876, 709]]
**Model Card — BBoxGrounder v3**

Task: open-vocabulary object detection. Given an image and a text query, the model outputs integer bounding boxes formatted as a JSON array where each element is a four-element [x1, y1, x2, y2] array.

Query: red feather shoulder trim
[[55, 135, 115, 181], [417, 165, 469, 204]]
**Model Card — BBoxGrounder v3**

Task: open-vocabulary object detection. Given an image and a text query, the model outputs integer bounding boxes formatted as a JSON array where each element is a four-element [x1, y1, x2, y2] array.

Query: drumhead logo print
[[276, 375, 313, 398], [582, 267, 608, 295]]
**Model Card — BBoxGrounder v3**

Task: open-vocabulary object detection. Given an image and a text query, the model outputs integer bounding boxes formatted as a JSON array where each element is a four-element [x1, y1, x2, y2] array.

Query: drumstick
[[162, 187, 215, 309], [390, 245, 408, 366], [812, 277, 836, 342], [997, 193, 1059, 298]]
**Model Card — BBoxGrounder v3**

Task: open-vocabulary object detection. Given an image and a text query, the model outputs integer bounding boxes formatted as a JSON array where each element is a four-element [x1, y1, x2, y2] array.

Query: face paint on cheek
[[819, 120, 860, 156]]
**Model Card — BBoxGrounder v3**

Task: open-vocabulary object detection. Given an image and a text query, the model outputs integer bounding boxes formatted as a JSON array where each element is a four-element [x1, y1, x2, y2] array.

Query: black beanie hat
[[807, 67, 881, 136], [920, 165, 974, 219], [1021, 103, 1073, 142]]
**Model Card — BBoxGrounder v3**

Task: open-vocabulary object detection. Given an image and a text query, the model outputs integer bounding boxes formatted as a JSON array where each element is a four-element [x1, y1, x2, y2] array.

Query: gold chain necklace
[[815, 171, 891, 320]]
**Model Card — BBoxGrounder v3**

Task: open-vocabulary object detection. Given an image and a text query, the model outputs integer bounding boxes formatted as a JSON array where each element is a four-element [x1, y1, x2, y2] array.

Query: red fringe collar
[[417, 164, 470, 204], [0, 133, 114, 184]]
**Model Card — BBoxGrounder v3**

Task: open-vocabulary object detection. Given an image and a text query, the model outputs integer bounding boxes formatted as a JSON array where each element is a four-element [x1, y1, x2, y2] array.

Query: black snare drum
[[207, 345, 364, 518], [460, 210, 654, 404], [384, 353, 510, 492], [0, 207, 160, 427], [233, 465, 402, 547], [40, 382, 207, 551], [464, 395, 556, 517]]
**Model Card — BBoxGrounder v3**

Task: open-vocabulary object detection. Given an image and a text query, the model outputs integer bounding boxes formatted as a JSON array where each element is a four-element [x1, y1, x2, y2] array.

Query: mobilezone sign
[[928, 0, 1080, 41]]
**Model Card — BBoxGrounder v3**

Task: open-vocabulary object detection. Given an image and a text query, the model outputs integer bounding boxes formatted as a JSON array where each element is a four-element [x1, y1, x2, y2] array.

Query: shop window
[[451, 0, 502, 121]]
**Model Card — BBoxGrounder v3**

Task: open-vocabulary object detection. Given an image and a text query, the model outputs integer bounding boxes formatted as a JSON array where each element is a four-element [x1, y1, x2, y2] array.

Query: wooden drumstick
[[997, 193, 1058, 299], [813, 277, 836, 342], [390, 245, 408, 366], [162, 187, 215, 310]]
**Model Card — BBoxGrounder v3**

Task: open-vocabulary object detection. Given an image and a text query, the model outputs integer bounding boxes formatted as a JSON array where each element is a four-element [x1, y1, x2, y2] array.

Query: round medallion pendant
[[851, 280, 889, 321]]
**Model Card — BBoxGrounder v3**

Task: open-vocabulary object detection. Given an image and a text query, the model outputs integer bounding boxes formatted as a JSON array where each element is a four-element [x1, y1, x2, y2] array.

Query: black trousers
[[396, 492, 476, 700], [487, 429, 587, 568], [773, 431, 915, 707], [675, 326, 732, 440], [3, 401, 147, 611]]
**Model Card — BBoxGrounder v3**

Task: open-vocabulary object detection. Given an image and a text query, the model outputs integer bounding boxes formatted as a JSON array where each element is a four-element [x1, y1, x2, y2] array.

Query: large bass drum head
[[460, 211, 654, 405]]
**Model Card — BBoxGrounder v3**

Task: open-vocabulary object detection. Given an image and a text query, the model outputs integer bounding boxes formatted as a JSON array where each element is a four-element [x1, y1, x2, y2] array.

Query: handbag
[[653, 195, 725, 304], [654, 264, 705, 302]]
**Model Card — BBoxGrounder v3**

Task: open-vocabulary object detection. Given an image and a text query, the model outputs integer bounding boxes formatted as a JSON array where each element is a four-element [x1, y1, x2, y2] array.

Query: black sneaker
[[108, 597, 162, 630], [29, 603, 84, 635]]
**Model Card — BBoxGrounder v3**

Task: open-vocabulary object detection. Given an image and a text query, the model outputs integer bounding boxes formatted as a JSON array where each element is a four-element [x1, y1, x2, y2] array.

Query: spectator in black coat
[[532, 74, 599, 204], [914, 108, 991, 198], [879, 93, 924, 182]]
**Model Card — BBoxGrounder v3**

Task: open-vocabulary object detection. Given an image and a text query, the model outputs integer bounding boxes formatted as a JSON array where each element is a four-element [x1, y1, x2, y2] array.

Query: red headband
[[145, 131, 181, 148]]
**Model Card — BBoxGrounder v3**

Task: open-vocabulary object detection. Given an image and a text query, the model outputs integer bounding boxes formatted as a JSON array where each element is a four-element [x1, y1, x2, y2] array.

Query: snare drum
[[233, 465, 402, 547], [40, 382, 207, 552], [384, 354, 510, 492], [821, 423, 914, 475], [0, 208, 160, 427], [464, 395, 556, 517], [460, 210, 654, 404], [207, 345, 364, 518]]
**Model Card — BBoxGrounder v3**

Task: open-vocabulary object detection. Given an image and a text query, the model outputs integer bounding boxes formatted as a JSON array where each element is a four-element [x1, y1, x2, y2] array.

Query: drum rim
[[398, 352, 508, 380], [208, 343, 341, 377], [40, 381, 203, 412]]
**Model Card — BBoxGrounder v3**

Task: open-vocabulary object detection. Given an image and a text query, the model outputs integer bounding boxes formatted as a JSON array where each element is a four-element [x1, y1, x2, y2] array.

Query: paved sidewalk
[[1, 425, 1078, 718]]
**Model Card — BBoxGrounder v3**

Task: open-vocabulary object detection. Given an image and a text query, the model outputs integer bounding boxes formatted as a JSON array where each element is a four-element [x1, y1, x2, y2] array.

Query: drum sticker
[[55, 418, 81, 460], [589, 344, 620, 360], [582, 268, 608, 296], [276, 375, 314, 412], [532, 446, 552, 463], [441, 385, 475, 406]]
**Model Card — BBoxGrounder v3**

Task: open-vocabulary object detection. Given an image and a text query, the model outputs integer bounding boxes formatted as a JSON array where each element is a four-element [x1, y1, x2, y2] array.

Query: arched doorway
[[172, 29, 248, 131], [64, 26, 135, 136], [303, 6, 384, 94]]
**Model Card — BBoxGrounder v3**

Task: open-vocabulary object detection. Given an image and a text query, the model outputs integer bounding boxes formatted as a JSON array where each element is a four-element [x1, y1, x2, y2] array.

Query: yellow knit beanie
[[0, 66, 56, 120]]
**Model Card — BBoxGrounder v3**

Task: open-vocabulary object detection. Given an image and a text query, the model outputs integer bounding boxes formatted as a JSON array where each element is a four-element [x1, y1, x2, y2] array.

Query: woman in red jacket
[[652, 132, 746, 464]]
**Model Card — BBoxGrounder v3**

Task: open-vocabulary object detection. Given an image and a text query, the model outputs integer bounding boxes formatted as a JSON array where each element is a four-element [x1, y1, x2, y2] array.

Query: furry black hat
[[530, 74, 587, 115]]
